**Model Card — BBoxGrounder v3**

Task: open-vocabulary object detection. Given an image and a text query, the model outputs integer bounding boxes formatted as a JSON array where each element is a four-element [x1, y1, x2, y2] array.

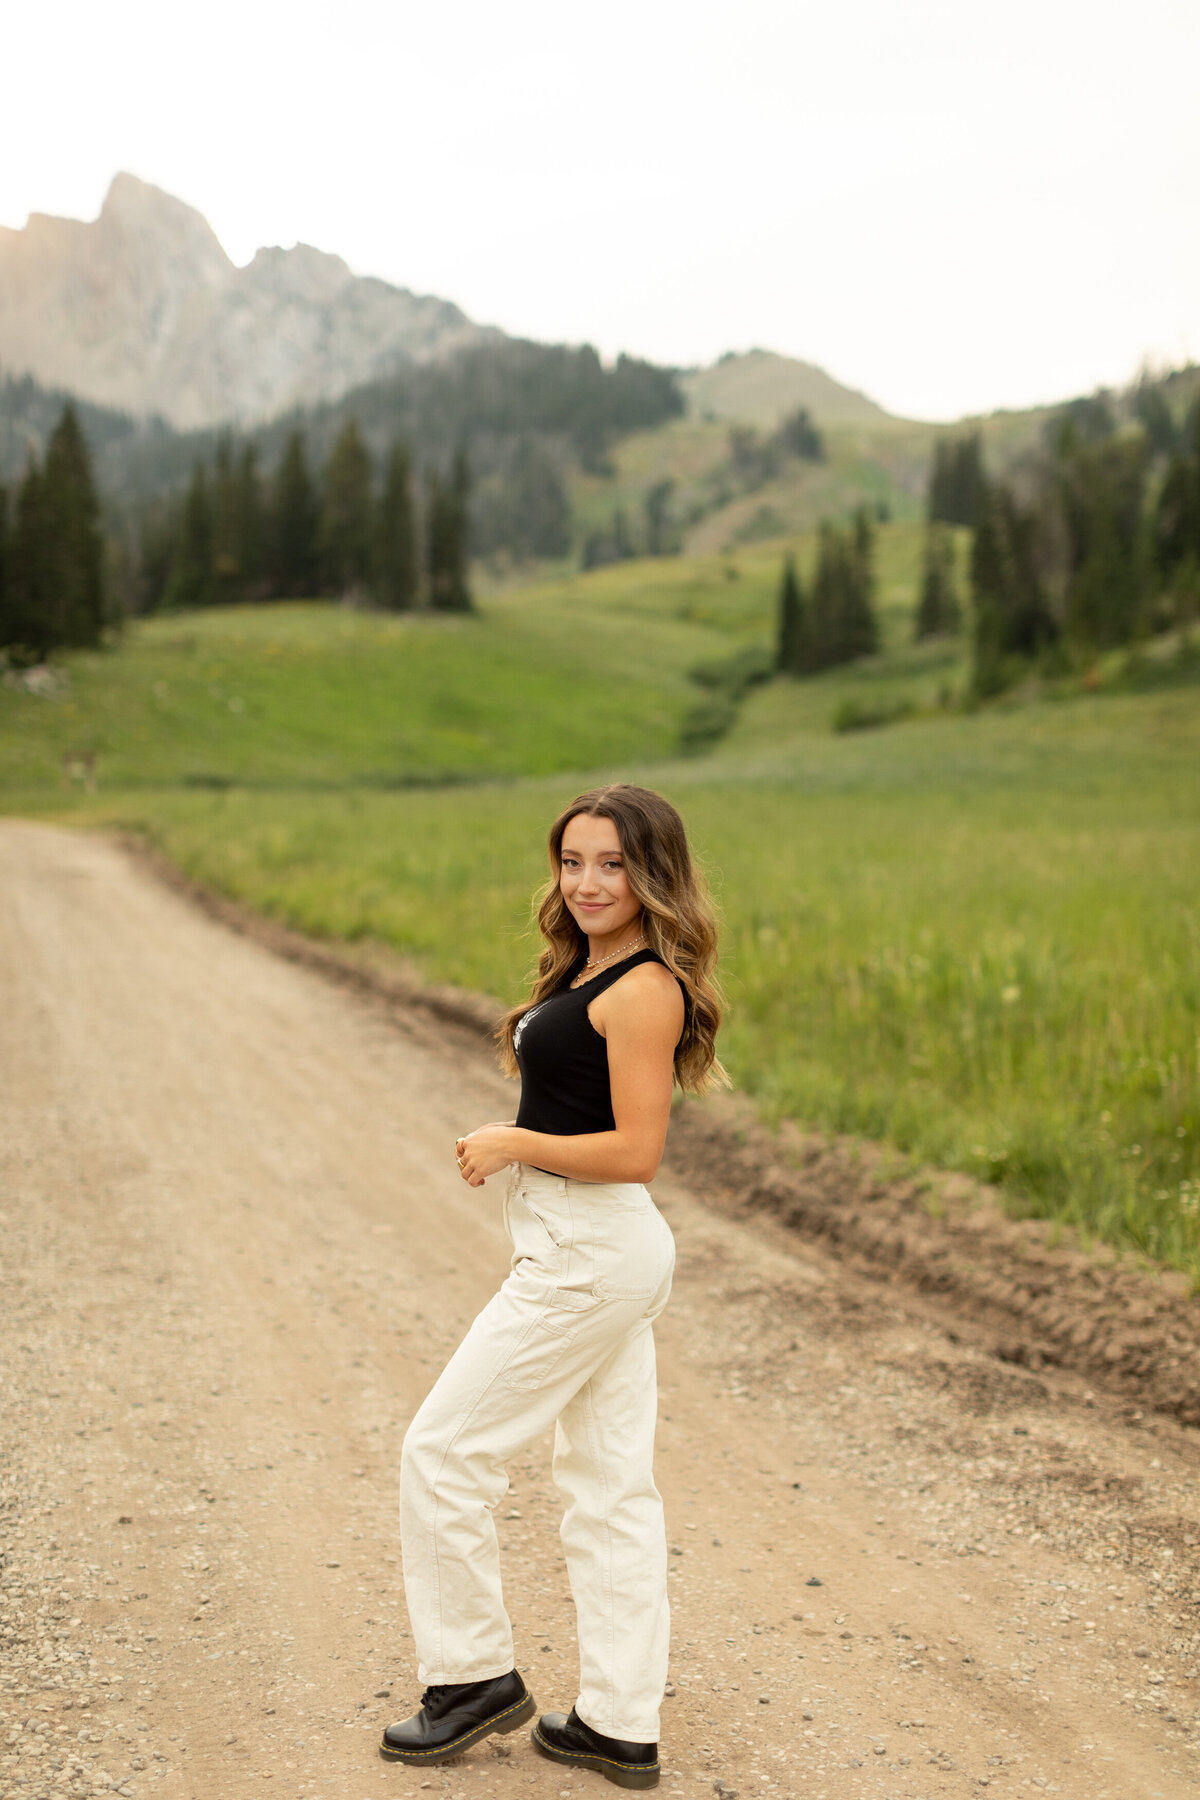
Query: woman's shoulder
[[590, 955, 684, 1015]]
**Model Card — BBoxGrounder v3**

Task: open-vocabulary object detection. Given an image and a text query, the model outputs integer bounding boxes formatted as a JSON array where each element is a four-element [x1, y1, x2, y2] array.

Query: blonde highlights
[[497, 784, 727, 1094]]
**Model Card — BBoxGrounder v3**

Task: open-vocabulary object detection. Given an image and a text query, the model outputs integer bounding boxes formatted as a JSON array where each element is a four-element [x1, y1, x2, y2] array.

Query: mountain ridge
[[0, 174, 495, 430], [0, 175, 899, 438]]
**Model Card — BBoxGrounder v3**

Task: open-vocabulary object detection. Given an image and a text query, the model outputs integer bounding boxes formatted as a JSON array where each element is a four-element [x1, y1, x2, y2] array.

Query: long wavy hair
[[497, 783, 727, 1094]]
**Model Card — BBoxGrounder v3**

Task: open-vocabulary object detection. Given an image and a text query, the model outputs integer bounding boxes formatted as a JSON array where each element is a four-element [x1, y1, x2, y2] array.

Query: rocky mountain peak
[[242, 242, 354, 302], [98, 171, 232, 275], [0, 175, 493, 428]]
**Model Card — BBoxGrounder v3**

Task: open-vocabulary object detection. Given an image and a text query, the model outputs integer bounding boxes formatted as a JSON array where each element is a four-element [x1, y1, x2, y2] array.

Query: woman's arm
[[456, 964, 684, 1186]]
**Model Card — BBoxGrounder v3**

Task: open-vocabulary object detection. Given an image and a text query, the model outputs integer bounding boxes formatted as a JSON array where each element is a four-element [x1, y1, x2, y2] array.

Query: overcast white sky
[[3, 0, 1197, 420]]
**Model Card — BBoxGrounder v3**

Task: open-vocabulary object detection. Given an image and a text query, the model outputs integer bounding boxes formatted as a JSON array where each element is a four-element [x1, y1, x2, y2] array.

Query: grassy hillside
[[0, 588, 728, 791], [570, 390, 1033, 560], [570, 416, 939, 556], [680, 349, 892, 429], [582, 355, 1200, 563], [4, 528, 1198, 1280], [0, 526, 949, 791]]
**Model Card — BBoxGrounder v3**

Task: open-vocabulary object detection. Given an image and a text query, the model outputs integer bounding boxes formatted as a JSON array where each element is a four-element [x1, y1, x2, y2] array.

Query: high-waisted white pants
[[399, 1161, 676, 1743]]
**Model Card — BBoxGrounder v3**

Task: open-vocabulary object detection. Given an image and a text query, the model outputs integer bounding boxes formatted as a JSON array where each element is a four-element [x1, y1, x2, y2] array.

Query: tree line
[[967, 382, 1200, 696], [884, 373, 1200, 698], [0, 342, 688, 607], [0, 343, 685, 506], [0, 405, 475, 659], [775, 506, 879, 675], [139, 420, 471, 614]]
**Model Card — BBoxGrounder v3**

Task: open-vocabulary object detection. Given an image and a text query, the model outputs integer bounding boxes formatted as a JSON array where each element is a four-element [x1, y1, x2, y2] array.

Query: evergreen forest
[[770, 376, 1200, 704]]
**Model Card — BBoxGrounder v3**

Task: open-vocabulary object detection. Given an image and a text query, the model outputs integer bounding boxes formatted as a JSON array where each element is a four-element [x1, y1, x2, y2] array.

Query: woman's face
[[558, 812, 642, 944]]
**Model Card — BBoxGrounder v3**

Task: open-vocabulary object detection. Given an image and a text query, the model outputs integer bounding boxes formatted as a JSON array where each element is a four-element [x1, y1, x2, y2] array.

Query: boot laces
[[420, 1685, 451, 1709]]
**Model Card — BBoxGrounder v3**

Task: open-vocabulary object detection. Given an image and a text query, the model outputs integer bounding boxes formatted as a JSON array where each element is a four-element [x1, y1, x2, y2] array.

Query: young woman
[[380, 783, 724, 1789]]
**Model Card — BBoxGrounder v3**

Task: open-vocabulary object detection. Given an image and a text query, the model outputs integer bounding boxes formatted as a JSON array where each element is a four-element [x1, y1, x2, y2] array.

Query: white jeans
[[399, 1162, 676, 1743]]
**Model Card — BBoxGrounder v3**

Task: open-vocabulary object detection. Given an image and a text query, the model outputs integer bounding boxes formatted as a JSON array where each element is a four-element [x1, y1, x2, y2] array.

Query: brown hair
[[496, 783, 727, 1094]]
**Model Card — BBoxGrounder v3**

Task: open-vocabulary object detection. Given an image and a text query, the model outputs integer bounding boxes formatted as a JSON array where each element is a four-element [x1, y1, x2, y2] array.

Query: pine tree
[[1068, 507, 1136, 649], [2, 409, 108, 658], [1056, 392, 1115, 446], [914, 525, 962, 639], [0, 484, 9, 650], [452, 448, 471, 531], [928, 441, 952, 524], [374, 442, 418, 610], [644, 479, 676, 556], [502, 438, 571, 560], [135, 498, 180, 616], [775, 554, 811, 674], [320, 418, 373, 598], [1155, 405, 1200, 587], [804, 512, 879, 670], [42, 404, 107, 648], [427, 450, 473, 612], [969, 481, 1057, 696], [1057, 434, 1148, 649], [809, 522, 841, 670], [1133, 382, 1177, 457], [777, 407, 824, 463], [273, 431, 320, 598], [168, 462, 215, 611], [234, 444, 265, 598], [426, 468, 448, 606], [928, 433, 985, 527], [840, 505, 879, 658], [5, 457, 53, 661], [211, 434, 241, 602]]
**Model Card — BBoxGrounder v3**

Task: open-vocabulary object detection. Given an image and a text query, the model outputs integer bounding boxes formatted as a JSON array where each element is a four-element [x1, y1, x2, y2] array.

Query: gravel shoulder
[[3, 820, 1200, 1800]]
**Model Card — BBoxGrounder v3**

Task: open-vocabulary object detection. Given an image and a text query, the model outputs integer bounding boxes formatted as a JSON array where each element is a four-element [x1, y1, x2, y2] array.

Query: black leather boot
[[379, 1671, 535, 1763], [532, 1707, 660, 1789]]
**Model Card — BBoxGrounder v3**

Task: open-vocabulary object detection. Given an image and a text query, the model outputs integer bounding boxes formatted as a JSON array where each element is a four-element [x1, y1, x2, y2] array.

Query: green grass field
[[0, 525, 957, 790], [0, 591, 716, 790], [4, 526, 1198, 1277]]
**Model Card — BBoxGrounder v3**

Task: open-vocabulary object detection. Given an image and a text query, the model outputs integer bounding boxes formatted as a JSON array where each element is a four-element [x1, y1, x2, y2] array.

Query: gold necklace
[[586, 933, 645, 969], [571, 935, 646, 987]]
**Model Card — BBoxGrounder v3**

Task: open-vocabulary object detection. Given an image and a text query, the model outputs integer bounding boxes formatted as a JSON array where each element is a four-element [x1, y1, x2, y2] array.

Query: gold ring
[[456, 1157, 465, 1169]]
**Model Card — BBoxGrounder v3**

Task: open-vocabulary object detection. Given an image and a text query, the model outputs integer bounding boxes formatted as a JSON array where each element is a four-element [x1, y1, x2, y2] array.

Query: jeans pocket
[[516, 1192, 569, 1250], [589, 1202, 674, 1303], [501, 1290, 600, 1392]]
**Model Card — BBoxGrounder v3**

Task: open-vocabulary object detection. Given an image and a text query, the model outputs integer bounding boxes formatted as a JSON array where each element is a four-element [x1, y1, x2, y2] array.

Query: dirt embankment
[[666, 1104, 1200, 1427]]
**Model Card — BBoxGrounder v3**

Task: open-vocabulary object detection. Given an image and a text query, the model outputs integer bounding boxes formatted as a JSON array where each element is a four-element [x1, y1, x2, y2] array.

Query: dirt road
[[3, 820, 1200, 1800]]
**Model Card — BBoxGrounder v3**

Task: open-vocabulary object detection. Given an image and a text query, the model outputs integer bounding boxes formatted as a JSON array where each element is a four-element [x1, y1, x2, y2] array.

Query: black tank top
[[514, 948, 679, 1137]]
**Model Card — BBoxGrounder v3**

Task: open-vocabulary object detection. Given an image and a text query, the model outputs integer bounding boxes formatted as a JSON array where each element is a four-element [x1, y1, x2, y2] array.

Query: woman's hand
[[455, 1124, 517, 1187]]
